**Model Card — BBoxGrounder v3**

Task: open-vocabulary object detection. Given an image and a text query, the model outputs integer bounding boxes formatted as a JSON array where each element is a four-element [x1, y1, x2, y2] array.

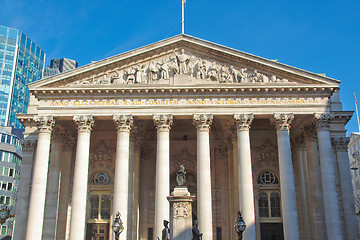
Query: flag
[[182, 0, 186, 6], [355, 92, 358, 105]]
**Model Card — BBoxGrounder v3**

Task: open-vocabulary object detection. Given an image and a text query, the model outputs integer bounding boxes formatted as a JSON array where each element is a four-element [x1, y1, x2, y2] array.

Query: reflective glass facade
[[0, 126, 22, 238], [0, 26, 45, 128]]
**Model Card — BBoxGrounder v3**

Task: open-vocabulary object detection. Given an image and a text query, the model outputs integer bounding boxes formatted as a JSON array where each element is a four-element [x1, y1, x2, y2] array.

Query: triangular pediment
[[30, 35, 340, 90]]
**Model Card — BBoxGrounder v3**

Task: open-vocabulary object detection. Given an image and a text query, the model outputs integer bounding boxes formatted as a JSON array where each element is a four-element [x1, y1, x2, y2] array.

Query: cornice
[[31, 85, 337, 99]]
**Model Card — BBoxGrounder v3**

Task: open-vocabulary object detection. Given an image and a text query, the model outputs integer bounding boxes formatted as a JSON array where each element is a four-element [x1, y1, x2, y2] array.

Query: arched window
[[91, 172, 110, 185], [258, 192, 269, 217], [257, 171, 281, 219], [256, 171, 284, 239], [257, 171, 279, 184]]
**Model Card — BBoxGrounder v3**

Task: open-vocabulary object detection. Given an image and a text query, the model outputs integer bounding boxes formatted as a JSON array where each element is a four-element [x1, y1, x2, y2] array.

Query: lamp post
[[234, 211, 246, 240], [112, 212, 124, 240], [350, 167, 360, 216]]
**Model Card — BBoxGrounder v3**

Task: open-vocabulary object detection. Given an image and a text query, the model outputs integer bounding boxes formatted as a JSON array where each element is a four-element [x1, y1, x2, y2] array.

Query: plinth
[[167, 187, 196, 240]]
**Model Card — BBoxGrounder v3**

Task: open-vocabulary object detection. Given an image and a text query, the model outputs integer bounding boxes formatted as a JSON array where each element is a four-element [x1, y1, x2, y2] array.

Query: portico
[[13, 35, 358, 240]]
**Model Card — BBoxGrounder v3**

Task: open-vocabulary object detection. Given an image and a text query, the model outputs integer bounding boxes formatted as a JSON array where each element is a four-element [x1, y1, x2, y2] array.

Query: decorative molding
[[34, 115, 55, 133], [63, 135, 76, 152], [22, 139, 37, 153], [253, 140, 278, 163], [271, 113, 294, 131], [89, 141, 114, 163], [314, 113, 333, 130], [51, 125, 66, 141], [153, 114, 173, 132], [73, 115, 94, 133], [193, 114, 213, 132], [173, 202, 190, 219], [171, 148, 196, 172], [113, 115, 133, 133], [234, 113, 254, 131], [331, 137, 349, 151]]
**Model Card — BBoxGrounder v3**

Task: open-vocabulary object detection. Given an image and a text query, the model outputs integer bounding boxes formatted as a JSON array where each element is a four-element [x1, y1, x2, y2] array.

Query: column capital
[[73, 115, 94, 133], [271, 113, 294, 131], [22, 139, 37, 153], [314, 113, 333, 130], [234, 113, 254, 131], [34, 115, 55, 133], [153, 114, 173, 132], [51, 125, 66, 142], [193, 114, 213, 132], [113, 115, 133, 133], [331, 137, 349, 151]]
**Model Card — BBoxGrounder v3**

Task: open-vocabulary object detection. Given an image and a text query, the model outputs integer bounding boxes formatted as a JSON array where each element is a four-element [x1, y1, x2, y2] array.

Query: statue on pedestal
[[192, 220, 203, 240], [176, 164, 186, 186], [161, 220, 170, 240]]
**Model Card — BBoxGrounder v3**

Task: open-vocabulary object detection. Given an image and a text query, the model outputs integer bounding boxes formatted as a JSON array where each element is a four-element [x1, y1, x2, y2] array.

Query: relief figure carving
[[196, 61, 207, 79], [174, 49, 189, 74], [158, 61, 170, 80], [149, 62, 158, 81], [208, 62, 219, 81]]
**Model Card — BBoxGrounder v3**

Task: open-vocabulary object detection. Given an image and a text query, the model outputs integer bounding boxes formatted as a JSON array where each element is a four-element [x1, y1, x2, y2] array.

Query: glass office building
[[0, 26, 45, 129], [0, 126, 22, 238]]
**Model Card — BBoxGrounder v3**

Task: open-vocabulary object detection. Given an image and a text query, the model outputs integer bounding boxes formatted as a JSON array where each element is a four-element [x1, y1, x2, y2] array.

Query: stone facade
[[13, 35, 358, 240]]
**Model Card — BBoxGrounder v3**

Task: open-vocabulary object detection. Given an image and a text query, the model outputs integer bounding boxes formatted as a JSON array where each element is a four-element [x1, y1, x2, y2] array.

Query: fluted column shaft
[[332, 137, 359, 240], [113, 115, 133, 240], [234, 114, 255, 240], [69, 115, 94, 240], [43, 126, 65, 240], [271, 113, 299, 240], [304, 132, 327, 240], [25, 116, 55, 240], [314, 113, 343, 240], [13, 140, 36, 240], [193, 114, 213, 240], [153, 114, 173, 239], [56, 137, 75, 240]]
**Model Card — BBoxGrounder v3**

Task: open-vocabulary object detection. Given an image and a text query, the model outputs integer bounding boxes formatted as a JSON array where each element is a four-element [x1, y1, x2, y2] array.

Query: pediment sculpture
[[68, 49, 290, 86]]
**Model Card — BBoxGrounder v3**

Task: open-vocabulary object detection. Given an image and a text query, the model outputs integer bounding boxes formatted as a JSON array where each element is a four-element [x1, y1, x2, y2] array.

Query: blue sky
[[1, 0, 359, 135]]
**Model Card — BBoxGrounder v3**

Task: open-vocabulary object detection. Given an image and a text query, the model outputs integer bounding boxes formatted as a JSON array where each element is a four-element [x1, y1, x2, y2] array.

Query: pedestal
[[167, 187, 195, 240]]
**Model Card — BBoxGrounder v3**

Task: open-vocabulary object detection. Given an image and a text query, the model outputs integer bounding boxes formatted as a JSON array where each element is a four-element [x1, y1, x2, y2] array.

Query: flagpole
[[182, 0, 185, 34], [354, 92, 360, 132]]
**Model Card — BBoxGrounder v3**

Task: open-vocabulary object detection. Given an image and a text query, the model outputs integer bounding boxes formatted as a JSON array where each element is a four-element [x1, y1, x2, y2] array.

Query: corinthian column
[[25, 116, 55, 240], [193, 114, 213, 240], [271, 113, 299, 240], [69, 115, 94, 240], [332, 137, 358, 240], [234, 114, 255, 240], [153, 114, 173, 239], [43, 126, 65, 240], [314, 113, 343, 240], [13, 140, 36, 240], [113, 115, 133, 240]]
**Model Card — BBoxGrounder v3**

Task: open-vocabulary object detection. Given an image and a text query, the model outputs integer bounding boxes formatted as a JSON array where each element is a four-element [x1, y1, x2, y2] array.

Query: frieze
[[67, 49, 291, 86], [253, 140, 278, 163], [49, 97, 324, 108]]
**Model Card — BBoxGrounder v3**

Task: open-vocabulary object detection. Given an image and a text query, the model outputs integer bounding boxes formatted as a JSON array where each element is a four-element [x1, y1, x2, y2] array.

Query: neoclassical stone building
[[13, 35, 358, 240]]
